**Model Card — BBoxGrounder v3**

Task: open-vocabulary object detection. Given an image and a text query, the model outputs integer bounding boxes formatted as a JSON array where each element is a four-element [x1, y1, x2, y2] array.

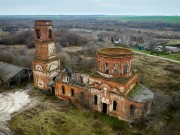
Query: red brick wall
[[55, 78, 143, 120], [55, 81, 90, 104], [35, 20, 54, 41], [89, 74, 138, 96], [108, 97, 143, 119], [124, 73, 138, 95], [33, 73, 49, 90], [32, 60, 48, 72], [97, 54, 133, 78], [32, 20, 59, 90], [35, 42, 49, 60]]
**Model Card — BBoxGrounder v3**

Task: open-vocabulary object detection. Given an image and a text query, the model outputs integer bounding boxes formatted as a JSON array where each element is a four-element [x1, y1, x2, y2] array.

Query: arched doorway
[[94, 95, 98, 105], [102, 103, 108, 113]]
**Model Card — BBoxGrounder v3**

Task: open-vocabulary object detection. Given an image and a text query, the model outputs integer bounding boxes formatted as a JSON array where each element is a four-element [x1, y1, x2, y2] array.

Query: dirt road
[[134, 51, 180, 63]]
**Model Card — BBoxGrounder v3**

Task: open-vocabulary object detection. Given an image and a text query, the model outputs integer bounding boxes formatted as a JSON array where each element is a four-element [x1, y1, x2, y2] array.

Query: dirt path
[[134, 51, 180, 63], [62, 46, 82, 53], [0, 86, 38, 135]]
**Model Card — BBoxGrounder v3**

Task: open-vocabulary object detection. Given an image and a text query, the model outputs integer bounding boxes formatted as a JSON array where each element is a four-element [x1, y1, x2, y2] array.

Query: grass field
[[133, 53, 180, 95], [129, 47, 180, 61], [104, 16, 180, 23], [0, 44, 26, 49], [162, 39, 180, 46], [9, 92, 143, 135]]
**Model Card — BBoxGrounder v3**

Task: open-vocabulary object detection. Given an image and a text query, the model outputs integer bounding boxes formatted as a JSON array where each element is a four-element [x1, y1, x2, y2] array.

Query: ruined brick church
[[32, 20, 154, 121]]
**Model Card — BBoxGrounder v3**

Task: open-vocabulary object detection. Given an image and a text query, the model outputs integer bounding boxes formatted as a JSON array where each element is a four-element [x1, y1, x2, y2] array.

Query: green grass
[[8, 91, 156, 135], [162, 39, 180, 46], [97, 16, 180, 23], [8, 94, 120, 135], [132, 53, 180, 94], [8, 50, 180, 134], [127, 83, 141, 99], [129, 47, 180, 61]]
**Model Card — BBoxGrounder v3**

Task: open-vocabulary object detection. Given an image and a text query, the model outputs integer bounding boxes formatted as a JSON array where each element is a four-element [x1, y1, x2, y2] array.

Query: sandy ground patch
[[0, 86, 38, 135]]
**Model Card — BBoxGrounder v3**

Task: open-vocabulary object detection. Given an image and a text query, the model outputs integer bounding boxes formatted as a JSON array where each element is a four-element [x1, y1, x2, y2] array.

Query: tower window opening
[[48, 29, 52, 38], [36, 29, 40, 39]]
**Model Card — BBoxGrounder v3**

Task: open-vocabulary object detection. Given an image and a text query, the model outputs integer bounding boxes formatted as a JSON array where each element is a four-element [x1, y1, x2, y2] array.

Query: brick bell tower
[[32, 20, 60, 90]]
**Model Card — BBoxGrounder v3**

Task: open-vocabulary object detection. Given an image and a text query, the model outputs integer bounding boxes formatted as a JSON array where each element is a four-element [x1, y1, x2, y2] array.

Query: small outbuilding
[[0, 62, 32, 86]]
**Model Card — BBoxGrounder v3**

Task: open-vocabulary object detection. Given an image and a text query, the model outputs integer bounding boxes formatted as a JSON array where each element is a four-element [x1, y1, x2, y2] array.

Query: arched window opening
[[53, 77, 56, 81], [48, 29, 52, 38], [105, 62, 109, 74], [71, 88, 74, 97], [113, 101, 117, 111], [62, 86, 65, 94], [98, 61, 101, 70], [129, 105, 136, 116], [66, 77, 69, 82], [123, 64, 128, 74], [36, 29, 40, 39], [114, 64, 119, 74], [94, 95, 98, 105], [79, 76, 83, 83]]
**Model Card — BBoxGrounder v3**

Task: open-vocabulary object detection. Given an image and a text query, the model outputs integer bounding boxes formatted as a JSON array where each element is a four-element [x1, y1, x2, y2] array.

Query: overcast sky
[[1, 0, 179, 15]]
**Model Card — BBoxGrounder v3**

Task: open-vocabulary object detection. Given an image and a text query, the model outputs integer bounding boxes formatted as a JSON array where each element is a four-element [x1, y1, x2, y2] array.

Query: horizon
[[0, 15, 179, 16]]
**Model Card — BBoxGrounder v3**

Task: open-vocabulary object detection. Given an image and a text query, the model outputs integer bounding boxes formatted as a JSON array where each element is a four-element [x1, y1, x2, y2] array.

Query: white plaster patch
[[48, 43, 55, 57], [101, 97, 109, 104], [119, 86, 124, 93], [97, 71, 112, 78], [49, 72, 59, 79], [90, 88, 101, 93], [35, 64, 43, 71], [47, 61, 59, 71], [38, 77, 44, 88], [33, 71, 47, 76], [89, 77, 101, 85], [49, 64, 58, 71], [112, 88, 117, 92]]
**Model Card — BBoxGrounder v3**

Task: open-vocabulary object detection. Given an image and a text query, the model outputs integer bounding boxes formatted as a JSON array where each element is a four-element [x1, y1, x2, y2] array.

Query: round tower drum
[[96, 48, 133, 78]]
